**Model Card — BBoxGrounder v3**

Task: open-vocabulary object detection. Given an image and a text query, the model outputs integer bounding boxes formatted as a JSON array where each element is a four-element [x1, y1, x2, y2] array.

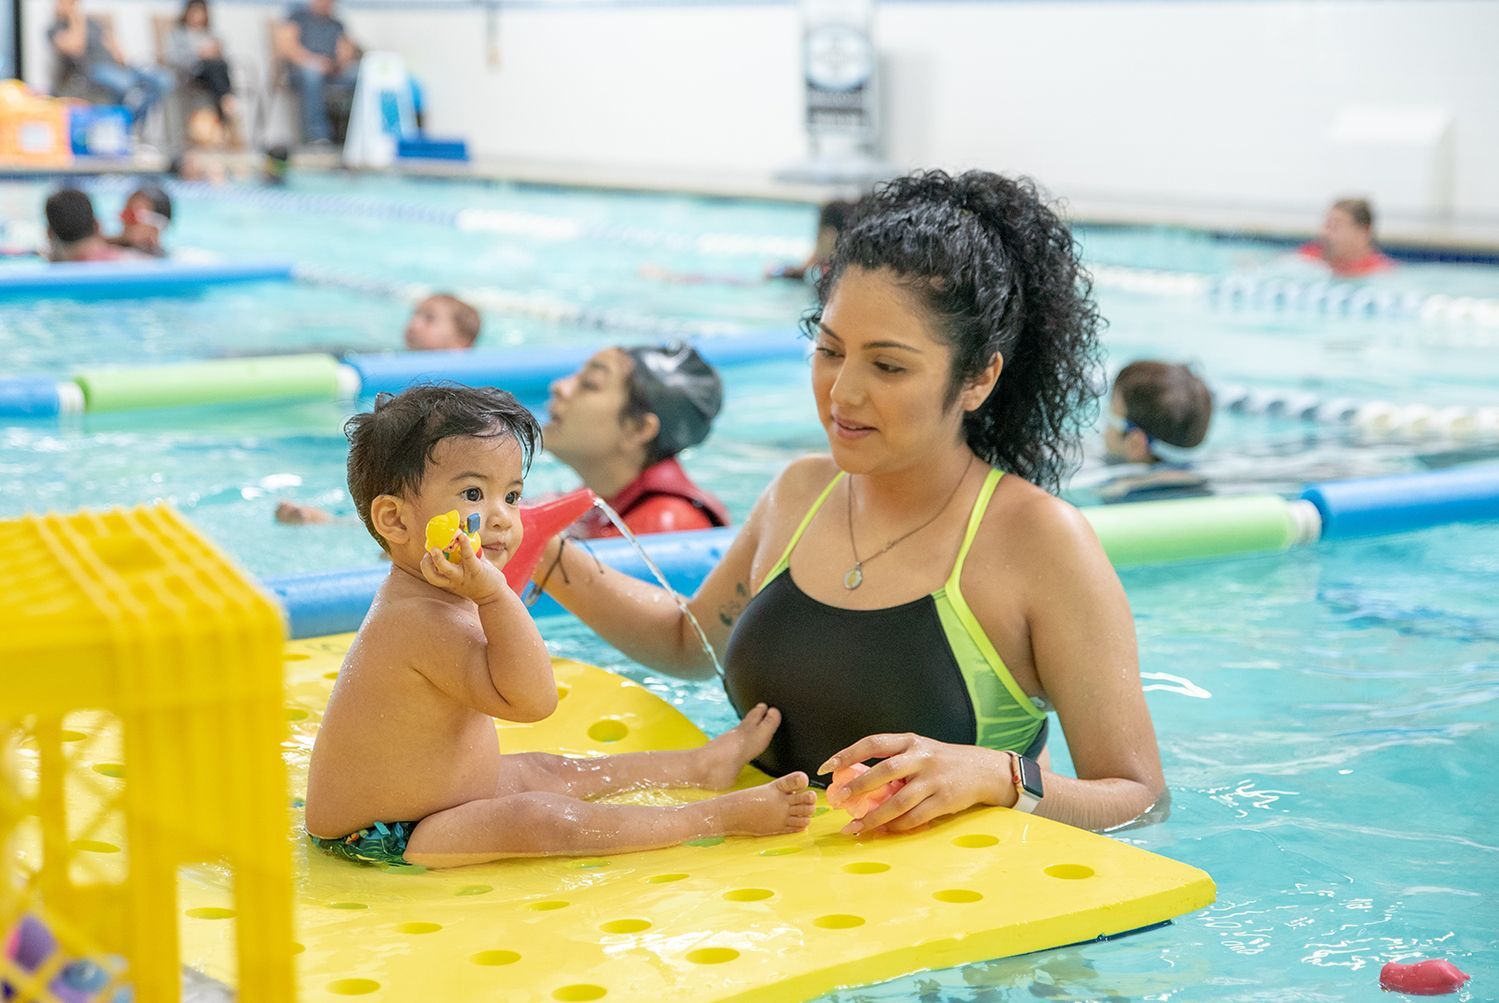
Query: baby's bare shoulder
[[356, 592, 477, 666]]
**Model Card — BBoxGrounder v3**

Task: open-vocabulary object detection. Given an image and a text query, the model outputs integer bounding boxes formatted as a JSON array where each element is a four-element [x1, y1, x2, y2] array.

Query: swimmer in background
[[402, 292, 481, 351], [1297, 198, 1395, 279], [107, 185, 172, 258], [765, 199, 858, 281], [44, 189, 135, 263], [636, 198, 859, 286], [303, 384, 813, 869], [1099, 361, 1213, 503]]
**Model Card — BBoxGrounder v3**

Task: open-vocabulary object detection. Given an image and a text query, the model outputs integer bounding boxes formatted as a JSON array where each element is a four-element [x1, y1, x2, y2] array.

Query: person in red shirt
[[1298, 198, 1395, 278], [544, 342, 729, 538]]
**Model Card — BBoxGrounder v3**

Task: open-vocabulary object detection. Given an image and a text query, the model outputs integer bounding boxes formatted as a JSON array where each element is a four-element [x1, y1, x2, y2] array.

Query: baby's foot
[[697, 704, 782, 789], [710, 773, 816, 836]]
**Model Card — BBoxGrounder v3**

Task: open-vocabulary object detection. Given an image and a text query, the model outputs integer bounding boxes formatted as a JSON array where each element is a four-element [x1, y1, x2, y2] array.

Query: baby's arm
[[415, 534, 557, 723]]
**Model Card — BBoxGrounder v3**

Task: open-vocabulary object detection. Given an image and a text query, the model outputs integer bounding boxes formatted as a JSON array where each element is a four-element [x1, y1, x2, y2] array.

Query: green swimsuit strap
[[759, 471, 846, 590], [945, 467, 1005, 590]]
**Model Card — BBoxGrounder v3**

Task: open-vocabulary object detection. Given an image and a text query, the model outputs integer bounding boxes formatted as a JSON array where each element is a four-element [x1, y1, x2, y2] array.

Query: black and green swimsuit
[[724, 468, 1050, 781]]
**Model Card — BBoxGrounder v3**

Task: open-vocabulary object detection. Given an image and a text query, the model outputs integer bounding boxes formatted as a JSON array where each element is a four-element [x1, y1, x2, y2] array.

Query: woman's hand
[[818, 733, 1015, 836]]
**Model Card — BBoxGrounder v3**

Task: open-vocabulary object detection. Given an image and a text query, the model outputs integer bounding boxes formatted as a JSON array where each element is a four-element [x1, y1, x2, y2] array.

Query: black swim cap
[[623, 342, 723, 458]]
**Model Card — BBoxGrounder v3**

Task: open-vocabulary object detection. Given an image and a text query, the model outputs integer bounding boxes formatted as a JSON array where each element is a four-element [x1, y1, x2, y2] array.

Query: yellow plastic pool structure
[[167, 633, 1214, 1002]]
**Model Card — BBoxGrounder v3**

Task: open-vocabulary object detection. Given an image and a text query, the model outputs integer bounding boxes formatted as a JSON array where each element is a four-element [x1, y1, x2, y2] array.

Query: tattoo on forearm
[[718, 581, 750, 628]]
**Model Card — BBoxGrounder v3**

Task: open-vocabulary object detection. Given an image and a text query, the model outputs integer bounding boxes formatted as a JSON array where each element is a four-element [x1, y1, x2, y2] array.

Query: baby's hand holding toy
[[425, 510, 483, 563]]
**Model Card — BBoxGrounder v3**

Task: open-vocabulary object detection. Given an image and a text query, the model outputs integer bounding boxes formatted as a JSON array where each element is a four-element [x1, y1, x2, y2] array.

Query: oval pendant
[[843, 565, 864, 590]]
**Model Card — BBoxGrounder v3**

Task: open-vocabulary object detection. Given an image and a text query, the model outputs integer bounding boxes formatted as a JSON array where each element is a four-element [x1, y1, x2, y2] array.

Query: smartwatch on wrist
[[1008, 751, 1044, 813]]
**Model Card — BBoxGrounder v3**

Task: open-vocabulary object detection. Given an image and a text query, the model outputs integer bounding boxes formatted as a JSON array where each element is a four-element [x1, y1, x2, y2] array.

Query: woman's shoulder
[[986, 472, 1105, 570]]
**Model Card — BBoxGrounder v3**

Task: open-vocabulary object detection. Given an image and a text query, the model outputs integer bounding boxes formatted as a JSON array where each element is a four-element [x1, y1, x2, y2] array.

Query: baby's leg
[[505, 703, 782, 800], [404, 771, 815, 869]]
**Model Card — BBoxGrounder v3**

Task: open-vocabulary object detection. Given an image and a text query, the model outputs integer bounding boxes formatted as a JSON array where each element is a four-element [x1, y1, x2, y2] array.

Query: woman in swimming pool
[[534, 170, 1164, 833]]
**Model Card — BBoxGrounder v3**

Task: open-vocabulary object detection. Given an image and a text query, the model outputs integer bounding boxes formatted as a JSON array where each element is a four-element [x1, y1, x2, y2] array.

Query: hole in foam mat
[[952, 833, 999, 848], [587, 719, 628, 743], [552, 986, 607, 1001], [284, 652, 311, 661], [556, 684, 570, 700], [185, 908, 235, 920], [92, 763, 125, 778], [841, 861, 889, 875], [529, 900, 569, 911], [645, 873, 687, 884], [1045, 863, 1095, 880], [60, 730, 86, 743], [456, 885, 493, 896], [396, 922, 441, 934], [684, 836, 723, 847], [933, 889, 983, 903], [758, 845, 802, 857], [323, 671, 340, 680], [572, 858, 608, 870], [72, 840, 120, 854], [327, 978, 380, 996], [290, 943, 305, 955], [328, 902, 368, 910], [722, 888, 773, 902], [814, 914, 865, 930], [285, 708, 309, 721], [600, 918, 651, 934], [685, 948, 739, 965], [471, 950, 521, 966]]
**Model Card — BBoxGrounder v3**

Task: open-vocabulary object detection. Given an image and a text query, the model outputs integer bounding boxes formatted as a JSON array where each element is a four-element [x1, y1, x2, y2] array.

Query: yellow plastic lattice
[[0, 506, 293, 1002], [168, 633, 1216, 1003]]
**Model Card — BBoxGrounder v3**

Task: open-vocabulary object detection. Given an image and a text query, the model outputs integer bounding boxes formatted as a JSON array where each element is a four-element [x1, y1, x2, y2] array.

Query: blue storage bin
[[67, 105, 132, 157]]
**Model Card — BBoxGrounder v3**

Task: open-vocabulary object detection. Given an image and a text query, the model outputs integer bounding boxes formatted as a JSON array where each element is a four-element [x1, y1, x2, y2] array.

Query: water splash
[[588, 497, 726, 680]]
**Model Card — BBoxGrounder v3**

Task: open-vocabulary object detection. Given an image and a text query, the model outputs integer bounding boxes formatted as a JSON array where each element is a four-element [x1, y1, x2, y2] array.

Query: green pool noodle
[[74, 355, 345, 413], [1083, 494, 1299, 567]]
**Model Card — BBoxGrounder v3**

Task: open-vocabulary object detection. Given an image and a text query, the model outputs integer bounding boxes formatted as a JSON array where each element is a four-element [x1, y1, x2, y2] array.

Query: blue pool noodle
[[266, 527, 736, 639], [0, 260, 295, 299], [343, 328, 806, 400], [1301, 465, 1499, 540], [0, 377, 63, 418]]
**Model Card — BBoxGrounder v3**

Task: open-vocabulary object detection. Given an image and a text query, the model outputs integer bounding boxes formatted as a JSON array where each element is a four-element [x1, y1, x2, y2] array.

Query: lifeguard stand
[[0, 506, 294, 1001]]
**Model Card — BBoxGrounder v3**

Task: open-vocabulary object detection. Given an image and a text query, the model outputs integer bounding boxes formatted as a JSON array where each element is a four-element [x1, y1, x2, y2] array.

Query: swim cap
[[623, 342, 723, 457]]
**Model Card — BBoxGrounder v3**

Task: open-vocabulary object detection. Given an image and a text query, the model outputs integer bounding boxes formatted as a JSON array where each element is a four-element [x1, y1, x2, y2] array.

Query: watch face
[[805, 24, 873, 92], [1018, 755, 1044, 799]]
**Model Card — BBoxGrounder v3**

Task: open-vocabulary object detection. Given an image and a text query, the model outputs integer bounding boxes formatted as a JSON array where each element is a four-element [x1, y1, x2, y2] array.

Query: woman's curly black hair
[[801, 170, 1104, 493]]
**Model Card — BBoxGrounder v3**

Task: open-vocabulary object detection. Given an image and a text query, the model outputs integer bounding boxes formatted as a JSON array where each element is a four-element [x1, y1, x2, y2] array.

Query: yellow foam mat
[[174, 634, 1212, 1001]]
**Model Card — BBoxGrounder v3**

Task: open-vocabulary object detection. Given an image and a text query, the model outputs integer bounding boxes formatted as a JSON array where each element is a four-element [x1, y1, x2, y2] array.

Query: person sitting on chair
[[48, 0, 174, 131], [165, 0, 243, 148], [276, 0, 361, 147]]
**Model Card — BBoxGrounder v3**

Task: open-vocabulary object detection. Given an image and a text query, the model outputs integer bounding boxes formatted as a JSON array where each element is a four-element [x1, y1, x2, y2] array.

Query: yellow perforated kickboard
[[173, 633, 1215, 1002]]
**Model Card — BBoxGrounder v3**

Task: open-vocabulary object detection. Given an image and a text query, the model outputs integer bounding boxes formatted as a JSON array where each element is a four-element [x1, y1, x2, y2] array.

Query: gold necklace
[[843, 456, 975, 590]]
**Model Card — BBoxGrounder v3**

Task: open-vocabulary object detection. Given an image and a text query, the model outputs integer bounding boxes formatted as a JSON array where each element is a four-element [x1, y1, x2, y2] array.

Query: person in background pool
[[108, 185, 172, 258], [44, 188, 132, 263], [404, 293, 481, 351], [543, 342, 729, 539], [532, 170, 1166, 834], [766, 199, 859, 282], [1098, 361, 1213, 503], [1298, 198, 1394, 278]]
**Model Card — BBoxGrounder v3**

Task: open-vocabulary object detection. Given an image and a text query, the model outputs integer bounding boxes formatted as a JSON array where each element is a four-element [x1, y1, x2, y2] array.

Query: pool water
[[2, 176, 1496, 1002]]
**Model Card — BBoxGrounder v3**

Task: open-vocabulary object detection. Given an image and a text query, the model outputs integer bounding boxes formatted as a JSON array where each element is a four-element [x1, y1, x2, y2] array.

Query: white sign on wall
[[785, 0, 891, 183]]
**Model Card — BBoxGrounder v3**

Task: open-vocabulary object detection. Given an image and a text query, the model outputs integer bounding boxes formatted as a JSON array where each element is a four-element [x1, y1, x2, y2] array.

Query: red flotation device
[[502, 488, 597, 592], [1379, 959, 1471, 995]]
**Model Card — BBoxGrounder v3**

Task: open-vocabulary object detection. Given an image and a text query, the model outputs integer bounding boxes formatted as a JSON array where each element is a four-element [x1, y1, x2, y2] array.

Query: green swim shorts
[[308, 820, 418, 867]]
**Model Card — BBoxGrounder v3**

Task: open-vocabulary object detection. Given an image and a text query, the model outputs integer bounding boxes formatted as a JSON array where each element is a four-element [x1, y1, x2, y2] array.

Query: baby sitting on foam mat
[[303, 384, 813, 869]]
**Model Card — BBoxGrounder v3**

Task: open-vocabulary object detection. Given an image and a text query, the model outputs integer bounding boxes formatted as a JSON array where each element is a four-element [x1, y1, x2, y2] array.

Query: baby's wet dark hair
[[804, 169, 1103, 493], [344, 385, 541, 550]]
